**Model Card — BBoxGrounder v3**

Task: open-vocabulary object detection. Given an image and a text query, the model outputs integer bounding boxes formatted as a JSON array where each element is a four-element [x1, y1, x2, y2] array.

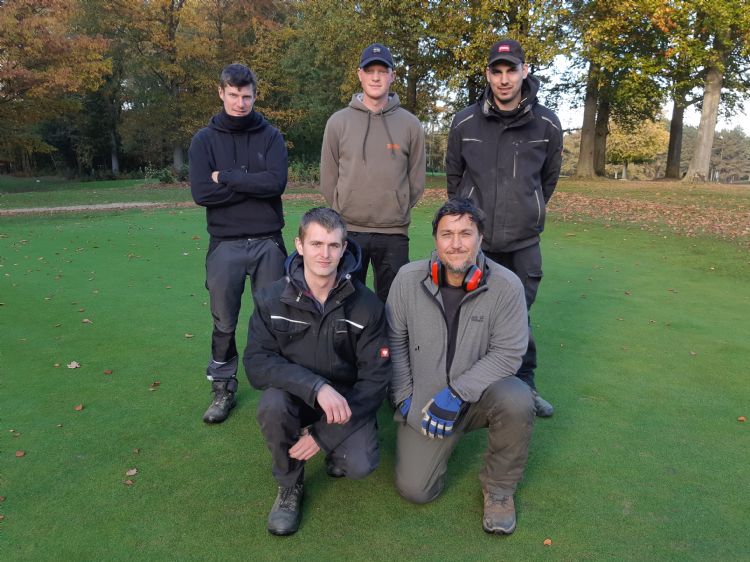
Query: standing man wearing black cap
[[320, 43, 425, 303], [446, 39, 563, 417]]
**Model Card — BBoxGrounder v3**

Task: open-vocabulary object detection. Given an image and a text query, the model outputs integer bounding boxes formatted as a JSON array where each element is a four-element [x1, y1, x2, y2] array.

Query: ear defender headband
[[430, 259, 483, 292]]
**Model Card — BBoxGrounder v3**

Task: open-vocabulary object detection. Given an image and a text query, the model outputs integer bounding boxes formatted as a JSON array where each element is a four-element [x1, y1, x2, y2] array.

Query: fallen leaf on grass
[[103, 369, 113, 375], [543, 538, 552, 546], [689, 351, 697, 356], [73, 404, 84, 411], [184, 333, 194, 339], [67, 361, 81, 369], [133, 448, 141, 455], [191, 235, 200, 240], [123, 479, 135, 486], [78, 308, 85, 312], [0, 514, 5, 521], [57, 424, 63, 428], [148, 381, 160, 391], [125, 468, 138, 476], [82, 318, 93, 324], [739, 416, 747, 422], [53, 363, 60, 368], [0, 496, 5, 502], [15, 450, 25, 457], [624, 291, 632, 296]]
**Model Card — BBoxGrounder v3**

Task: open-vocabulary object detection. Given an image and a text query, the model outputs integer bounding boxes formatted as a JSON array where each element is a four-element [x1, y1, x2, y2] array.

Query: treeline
[[1, 0, 749, 182]]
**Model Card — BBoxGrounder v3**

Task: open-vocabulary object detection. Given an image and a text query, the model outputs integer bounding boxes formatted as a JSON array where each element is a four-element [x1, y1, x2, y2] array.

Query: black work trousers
[[348, 232, 409, 303]]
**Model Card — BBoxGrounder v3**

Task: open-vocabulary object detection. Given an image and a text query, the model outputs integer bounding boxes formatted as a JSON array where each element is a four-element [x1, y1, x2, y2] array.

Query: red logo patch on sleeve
[[379, 347, 390, 358]]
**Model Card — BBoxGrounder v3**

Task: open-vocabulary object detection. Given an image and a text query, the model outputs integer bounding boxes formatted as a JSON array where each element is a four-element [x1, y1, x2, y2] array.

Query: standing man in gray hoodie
[[320, 43, 426, 303]]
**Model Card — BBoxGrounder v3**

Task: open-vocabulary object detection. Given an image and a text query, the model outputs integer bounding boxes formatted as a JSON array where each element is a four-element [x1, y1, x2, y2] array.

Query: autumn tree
[[606, 119, 669, 179], [682, 0, 750, 182], [0, 0, 108, 172], [571, 0, 665, 179]]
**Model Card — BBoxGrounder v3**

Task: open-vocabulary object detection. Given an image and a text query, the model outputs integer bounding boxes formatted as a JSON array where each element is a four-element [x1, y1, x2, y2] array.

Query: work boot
[[267, 478, 304, 536], [482, 491, 516, 535], [202, 380, 236, 423], [531, 390, 554, 418], [325, 456, 345, 478]]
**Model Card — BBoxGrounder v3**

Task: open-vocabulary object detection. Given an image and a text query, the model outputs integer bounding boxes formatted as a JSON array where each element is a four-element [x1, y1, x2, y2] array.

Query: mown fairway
[[1, 186, 749, 561]]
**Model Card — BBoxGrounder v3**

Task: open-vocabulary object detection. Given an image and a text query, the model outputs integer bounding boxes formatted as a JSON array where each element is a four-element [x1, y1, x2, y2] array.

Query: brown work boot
[[482, 490, 516, 535]]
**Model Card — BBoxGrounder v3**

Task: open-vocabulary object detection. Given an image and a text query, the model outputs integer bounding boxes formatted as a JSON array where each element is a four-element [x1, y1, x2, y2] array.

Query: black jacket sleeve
[[189, 132, 248, 208], [244, 300, 328, 408], [218, 128, 288, 198], [445, 113, 466, 199], [540, 112, 563, 203], [311, 304, 392, 453]]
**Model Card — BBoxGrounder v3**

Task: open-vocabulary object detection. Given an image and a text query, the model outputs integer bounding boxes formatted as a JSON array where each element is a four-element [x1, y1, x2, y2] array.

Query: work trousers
[[204, 235, 287, 384], [395, 376, 534, 503], [484, 244, 543, 390], [348, 232, 409, 303], [257, 388, 380, 487]]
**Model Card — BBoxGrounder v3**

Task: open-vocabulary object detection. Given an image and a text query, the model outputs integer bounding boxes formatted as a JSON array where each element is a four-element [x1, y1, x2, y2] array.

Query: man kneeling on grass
[[244, 207, 391, 536], [386, 198, 535, 534]]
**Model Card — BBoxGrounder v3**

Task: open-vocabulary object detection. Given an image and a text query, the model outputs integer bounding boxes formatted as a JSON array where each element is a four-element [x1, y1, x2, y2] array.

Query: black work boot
[[267, 476, 304, 536], [202, 380, 237, 423]]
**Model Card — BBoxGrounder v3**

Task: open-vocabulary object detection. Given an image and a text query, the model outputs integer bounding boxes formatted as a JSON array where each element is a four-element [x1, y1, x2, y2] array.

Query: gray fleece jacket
[[386, 254, 528, 433], [319, 93, 425, 235]]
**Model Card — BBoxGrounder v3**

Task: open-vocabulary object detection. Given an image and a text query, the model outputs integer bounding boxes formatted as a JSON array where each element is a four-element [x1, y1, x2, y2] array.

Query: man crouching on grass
[[386, 198, 535, 534], [244, 207, 391, 535]]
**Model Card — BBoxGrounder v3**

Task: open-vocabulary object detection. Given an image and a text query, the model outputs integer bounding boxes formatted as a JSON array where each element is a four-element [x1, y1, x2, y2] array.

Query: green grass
[[1, 197, 749, 560]]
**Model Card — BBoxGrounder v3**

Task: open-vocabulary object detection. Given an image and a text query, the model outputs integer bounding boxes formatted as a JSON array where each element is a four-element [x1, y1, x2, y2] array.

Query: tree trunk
[[575, 63, 599, 178], [665, 96, 685, 179], [683, 67, 722, 182], [173, 145, 184, 171], [622, 161, 628, 180], [406, 65, 418, 115], [594, 96, 610, 176], [110, 131, 120, 175]]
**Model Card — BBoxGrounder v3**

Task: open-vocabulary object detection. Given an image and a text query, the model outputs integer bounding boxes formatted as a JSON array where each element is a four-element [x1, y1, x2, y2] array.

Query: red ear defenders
[[430, 259, 483, 291]]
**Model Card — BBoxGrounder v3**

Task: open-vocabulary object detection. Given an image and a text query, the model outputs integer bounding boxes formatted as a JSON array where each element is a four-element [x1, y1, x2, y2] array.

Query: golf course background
[[1, 178, 748, 560]]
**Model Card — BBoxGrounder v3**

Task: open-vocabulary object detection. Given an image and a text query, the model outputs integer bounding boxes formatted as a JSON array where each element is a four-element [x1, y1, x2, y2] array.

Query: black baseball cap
[[359, 43, 394, 69], [487, 39, 525, 66]]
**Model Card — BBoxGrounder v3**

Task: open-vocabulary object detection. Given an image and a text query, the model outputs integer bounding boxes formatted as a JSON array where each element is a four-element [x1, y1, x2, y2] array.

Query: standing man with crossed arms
[[189, 64, 288, 423]]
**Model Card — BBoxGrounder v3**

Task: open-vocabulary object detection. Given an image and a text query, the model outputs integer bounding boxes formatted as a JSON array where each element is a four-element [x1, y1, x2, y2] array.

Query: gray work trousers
[[204, 236, 286, 384], [257, 388, 380, 487], [484, 244, 543, 390], [395, 376, 534, 503]]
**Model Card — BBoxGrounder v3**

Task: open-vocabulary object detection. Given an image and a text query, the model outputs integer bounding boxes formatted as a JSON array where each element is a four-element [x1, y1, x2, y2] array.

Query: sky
[[555, 102, 750, 135]]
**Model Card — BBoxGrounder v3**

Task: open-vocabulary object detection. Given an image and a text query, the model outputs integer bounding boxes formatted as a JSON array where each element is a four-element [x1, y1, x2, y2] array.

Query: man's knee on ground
[[343, 453, 379, 481]]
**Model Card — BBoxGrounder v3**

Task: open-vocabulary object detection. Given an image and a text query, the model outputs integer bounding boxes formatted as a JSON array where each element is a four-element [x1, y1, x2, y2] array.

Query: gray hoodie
[[320, 93, 426, 235]]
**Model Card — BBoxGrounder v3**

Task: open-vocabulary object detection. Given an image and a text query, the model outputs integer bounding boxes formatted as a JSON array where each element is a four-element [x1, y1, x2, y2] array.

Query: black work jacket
[[244, 242, 391, 452], [446, 76, 563, 252]]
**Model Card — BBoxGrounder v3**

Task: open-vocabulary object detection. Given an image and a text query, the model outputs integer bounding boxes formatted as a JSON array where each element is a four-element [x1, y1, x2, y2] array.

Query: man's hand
[[289, 432, 320, 461], [399, 395, 412, 417], [421, 387, 464, 439], [211, 171, 220, 183], [316, 384, 352, 424]]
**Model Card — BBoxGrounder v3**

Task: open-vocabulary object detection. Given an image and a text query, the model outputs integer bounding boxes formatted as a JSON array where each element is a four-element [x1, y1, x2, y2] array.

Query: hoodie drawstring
[[361, 108, 397, 163]]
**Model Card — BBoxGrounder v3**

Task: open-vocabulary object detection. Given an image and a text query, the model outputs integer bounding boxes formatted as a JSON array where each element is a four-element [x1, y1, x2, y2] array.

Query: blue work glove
[[399, 396, 412, 417], [421, 387, 464, 439]]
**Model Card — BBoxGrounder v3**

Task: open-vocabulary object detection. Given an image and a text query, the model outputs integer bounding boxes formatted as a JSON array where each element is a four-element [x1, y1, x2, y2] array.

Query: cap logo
[[498, 45, 511, 52], [373, 47, 381, 53]]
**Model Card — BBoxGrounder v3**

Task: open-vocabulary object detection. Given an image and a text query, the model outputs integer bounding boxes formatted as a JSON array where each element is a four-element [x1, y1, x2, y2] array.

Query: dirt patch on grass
[[548, 191, 750, 245], [2, 186, 747, 246]]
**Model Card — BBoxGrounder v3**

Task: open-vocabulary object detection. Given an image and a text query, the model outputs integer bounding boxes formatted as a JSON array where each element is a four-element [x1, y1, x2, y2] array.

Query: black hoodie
[[244, 239, 392, 453], [446, 75, 563, 252], [189, 110, 287, 240]]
